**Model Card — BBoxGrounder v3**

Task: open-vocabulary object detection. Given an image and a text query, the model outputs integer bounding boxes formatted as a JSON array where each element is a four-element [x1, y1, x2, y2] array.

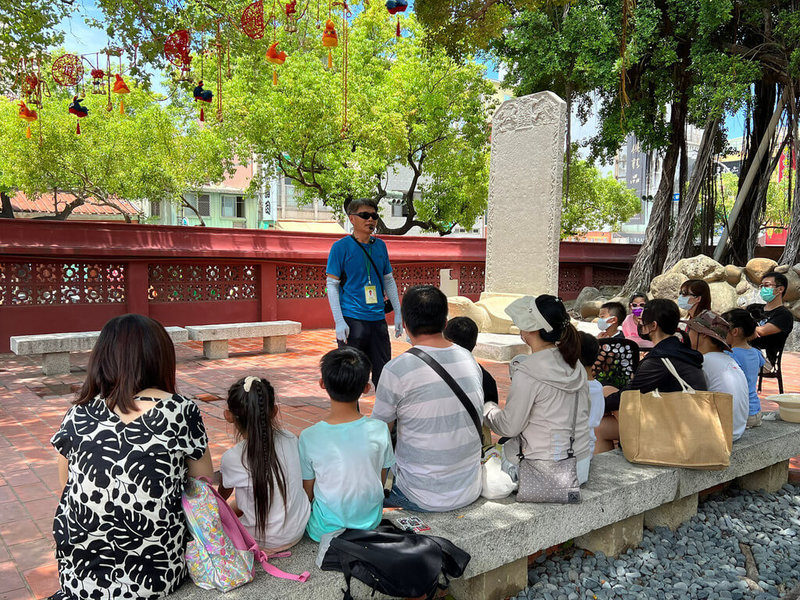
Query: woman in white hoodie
[[484, 295, 593, 484]]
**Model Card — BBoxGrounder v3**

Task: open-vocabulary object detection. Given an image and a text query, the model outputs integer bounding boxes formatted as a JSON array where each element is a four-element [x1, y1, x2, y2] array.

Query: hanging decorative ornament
[[52, 54, 84, 87], [91, 69, 106, 94], [266, 41, 287, 85], [322, 18, 338, 69], [113, 73, 130, 114], [165, 29, 193, 82], [68, 96, 88, 135], [18, 101, 38, 139], [385, 0, 407, 37], [105, 53, 114, 112], [193, 80, 213, 122], [214, 21, 224, 122], [241, 0, 266, 39], [284, 0, 298, 33]]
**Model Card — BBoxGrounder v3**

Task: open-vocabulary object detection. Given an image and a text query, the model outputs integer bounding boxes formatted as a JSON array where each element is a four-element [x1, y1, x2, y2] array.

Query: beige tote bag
[[619, 358, 733, 470]]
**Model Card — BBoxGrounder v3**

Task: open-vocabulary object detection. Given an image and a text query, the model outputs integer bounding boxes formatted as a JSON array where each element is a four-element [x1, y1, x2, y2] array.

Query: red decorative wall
[[0, 220, 638, 353]]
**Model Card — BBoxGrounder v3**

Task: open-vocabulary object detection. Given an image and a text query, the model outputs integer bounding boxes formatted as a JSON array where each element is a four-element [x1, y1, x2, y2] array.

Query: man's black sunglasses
[[353, 211, 379, 220]]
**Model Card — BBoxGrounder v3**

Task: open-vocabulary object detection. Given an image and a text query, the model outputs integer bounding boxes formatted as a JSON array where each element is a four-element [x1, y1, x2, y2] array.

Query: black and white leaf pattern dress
[[51, 394, 208, 600]]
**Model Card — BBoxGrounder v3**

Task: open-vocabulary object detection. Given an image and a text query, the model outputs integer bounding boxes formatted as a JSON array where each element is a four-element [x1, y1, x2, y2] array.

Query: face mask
[[677, 295, 692, 311], [760, 287, 776, 302], [637, 323, 651, 342], [597, 318, 610, 332], [632, 307, 644, 318]]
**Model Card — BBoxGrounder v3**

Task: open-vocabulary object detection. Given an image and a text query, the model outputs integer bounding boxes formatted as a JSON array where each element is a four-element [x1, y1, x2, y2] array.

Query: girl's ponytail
[[536, 295, 581, 369], [227, 377, 287, 538], [557, 323, 581, 369]]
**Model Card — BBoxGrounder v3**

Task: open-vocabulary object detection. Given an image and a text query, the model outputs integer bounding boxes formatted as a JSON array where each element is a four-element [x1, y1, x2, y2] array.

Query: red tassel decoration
[[76, 121, 81, 135], [199, 107, 205, 122], [396, 17, 400, 37]]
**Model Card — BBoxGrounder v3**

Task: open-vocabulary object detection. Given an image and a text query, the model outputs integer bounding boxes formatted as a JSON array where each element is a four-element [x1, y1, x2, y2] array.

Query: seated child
[[299, 347, 395, 541], [219, 376, 311, 553], [579, 332, 606, 454], [444, 316, 499, 404], [723, 309, 766, 428], [598, 302, 626, 339]]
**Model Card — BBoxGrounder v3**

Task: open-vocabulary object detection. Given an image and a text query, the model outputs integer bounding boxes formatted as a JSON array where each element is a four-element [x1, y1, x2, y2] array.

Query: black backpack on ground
[[320, 520, 471, 600]]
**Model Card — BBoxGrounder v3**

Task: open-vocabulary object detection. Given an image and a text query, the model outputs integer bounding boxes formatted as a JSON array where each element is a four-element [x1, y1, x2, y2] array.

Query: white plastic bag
[[480, 447, 517, 500]]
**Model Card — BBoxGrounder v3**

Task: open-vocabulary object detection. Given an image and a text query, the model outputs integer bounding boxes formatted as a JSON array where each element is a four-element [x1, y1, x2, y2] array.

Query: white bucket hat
[[504, 296, 554, 333]]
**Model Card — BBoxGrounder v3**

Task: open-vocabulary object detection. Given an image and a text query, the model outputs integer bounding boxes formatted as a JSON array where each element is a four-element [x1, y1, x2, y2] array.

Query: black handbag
[[320, 520, 470, 600]]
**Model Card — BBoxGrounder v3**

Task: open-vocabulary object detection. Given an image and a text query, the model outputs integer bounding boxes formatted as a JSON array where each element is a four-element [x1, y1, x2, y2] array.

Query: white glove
[[383, 273, 403, 338], [394, 313, 403, 339]]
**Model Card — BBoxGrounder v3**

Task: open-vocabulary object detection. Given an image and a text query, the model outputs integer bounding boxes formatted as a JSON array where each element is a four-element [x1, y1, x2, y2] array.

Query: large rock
[[669, 255, 725, 282], [774, 264, 790, 274], [784, 324, 800, 352], [794, 263, 800, 277], [475, 292, 523, 334], [650, 272, 688, 300], [736, 281, 762, 309], [786, 300, 800, 321], [724, 265, 744, 286], [447, 296, 491, 331], [735, 274, 751, 296], [784, 268, 800, 303], [708, 281, 738, 314], [574, 287, 601, 309], [745, 258, 778, 284], [580, 299, 606, 319]]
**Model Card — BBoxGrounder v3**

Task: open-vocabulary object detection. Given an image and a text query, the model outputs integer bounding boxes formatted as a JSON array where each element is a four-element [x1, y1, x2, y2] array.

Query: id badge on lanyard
[[364, 285, 378, 304]]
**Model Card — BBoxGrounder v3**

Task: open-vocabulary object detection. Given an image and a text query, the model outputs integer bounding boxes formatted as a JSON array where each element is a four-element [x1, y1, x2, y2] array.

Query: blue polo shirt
[[326, 236, 392, 321]]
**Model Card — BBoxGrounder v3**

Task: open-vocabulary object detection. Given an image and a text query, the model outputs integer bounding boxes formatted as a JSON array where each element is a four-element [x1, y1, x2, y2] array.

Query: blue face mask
[[677, 295, 693, 311], [760, 286, 776, 302], [597, 318, 610, 331]]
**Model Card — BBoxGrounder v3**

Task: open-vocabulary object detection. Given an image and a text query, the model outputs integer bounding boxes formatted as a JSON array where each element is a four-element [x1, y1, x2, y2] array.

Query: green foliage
[[222, 3, 495, 233], [561, 157, 641, 238], [0, 83, 230, 219]]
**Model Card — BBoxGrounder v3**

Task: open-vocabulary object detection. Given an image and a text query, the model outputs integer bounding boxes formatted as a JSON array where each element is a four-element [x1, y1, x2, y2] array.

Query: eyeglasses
[[352, 211, 379, 220], [630, 302, 645, 308], [760, 284, 776, 289], [678, 292, 699, 297]]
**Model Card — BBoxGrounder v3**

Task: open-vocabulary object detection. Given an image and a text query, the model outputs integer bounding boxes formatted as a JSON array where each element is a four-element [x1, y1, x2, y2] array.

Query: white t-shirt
[[701, 352, 749, 442], [220, 431, 311, 551], [372, 344, 484, 512], [587, 379, 605, 455]]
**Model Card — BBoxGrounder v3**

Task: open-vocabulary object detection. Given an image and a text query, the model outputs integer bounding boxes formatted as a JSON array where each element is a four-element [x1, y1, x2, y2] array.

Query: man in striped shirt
[[372, 285, 484, 512]]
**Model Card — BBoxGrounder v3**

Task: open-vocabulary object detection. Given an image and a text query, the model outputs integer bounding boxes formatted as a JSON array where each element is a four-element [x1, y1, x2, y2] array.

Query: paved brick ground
[[0, 330, 797, 599]]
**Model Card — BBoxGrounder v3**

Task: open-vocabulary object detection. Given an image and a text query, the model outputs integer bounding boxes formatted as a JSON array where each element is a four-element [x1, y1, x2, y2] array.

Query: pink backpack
[[182, 477, 310, 592]]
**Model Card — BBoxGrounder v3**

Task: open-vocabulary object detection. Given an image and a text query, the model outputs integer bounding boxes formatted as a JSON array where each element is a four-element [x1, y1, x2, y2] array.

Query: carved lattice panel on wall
[[592, 267, 629, 289], [558, 266, 584, 296], [458, 265, 485, 296], [392, 264, 452, 296], [0, 261, 126, 306], [148, 263, 257, 302], [276, 264, 327, 299]]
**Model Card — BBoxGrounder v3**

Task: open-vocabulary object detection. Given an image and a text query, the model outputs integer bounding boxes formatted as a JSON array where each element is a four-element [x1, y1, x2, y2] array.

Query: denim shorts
[[383, 482, 428, 512]]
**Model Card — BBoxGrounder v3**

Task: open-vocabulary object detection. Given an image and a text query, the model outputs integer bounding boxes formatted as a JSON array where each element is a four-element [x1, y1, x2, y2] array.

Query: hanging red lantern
[[241, 0, 266, 39]]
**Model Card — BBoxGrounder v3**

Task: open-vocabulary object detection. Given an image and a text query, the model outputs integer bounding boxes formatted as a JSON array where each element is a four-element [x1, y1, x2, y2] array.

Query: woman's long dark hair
[[226, 377, 287, 537], [75, 314, 176, 413], [681, 279, 711, 315], [535, 295, 581, 368]]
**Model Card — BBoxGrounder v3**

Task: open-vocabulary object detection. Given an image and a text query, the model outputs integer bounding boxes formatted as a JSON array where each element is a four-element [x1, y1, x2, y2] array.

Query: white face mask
[[597, 318, 610, 331], [677, 295, 693, 311]]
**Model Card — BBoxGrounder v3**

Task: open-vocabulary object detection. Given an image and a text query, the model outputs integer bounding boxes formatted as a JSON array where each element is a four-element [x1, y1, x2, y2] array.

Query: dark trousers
[[339, 317, 391, 387]]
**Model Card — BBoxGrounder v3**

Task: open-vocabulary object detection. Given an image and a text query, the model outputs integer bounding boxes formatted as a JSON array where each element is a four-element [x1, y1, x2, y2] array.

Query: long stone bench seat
[[10, 327, 188, 376], [171, 419, 800, 600], [185, 321, 301, 359]]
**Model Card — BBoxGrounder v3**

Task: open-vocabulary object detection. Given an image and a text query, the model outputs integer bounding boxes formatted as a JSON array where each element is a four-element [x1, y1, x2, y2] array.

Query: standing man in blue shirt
[[326, 199, 403, 386]]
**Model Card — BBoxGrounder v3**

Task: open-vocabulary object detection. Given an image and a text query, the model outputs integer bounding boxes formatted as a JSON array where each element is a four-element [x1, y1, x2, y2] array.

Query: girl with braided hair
[[219, 376, 310, 553]]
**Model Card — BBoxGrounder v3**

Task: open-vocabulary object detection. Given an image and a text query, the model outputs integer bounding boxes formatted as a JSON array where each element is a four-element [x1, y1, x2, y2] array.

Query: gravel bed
[[512, 484, 800, 600]]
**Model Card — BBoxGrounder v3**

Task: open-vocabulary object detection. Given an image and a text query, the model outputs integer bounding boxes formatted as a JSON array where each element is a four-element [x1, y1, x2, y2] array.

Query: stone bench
[[185, 321, 302, 359], [10, 327, 188, 376], [170, 420, 800, 600]]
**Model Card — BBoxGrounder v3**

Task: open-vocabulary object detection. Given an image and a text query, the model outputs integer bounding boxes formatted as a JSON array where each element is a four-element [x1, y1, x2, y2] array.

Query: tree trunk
[[180, 195, 207, 226], [780, 83, 800, 265], [663, 118, 720, 270], [0, 191, 14, 218], [720, 81, 778, 265], [621, 95, 688, 296]]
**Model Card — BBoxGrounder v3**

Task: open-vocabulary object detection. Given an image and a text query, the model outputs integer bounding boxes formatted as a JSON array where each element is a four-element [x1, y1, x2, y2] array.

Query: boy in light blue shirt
[[299, 347, 394, 542]]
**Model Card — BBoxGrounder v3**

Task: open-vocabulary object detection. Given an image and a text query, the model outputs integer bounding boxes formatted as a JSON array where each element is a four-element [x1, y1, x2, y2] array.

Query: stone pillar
[[203, 340, 229, 360], [448, 557, 527, 600], [736, 461, 789, 493], [484, 91, 566, 296], [263, 336, 287, 354], [42, 352, 71, 376], [644, 493, 698, 531], [574, 514, 644, 557]]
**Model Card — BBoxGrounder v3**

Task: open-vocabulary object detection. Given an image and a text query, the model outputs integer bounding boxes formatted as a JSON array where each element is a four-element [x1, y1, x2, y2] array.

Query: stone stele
[[485, 91, 566, 297]]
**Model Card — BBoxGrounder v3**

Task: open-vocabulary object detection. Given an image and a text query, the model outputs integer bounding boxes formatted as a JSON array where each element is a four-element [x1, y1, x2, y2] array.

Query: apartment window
[[222, 195, 246, 218], [391, 202, 409, 217], [151, 200, 161, 217]]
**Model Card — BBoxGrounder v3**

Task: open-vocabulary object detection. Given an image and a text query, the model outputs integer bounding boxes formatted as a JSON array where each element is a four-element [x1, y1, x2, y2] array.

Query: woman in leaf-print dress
[[50, 314, 213, 600]]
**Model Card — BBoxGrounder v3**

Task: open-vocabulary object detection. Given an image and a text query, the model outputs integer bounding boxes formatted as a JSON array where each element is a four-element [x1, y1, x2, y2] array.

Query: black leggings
[[339, 317, 391, 387]]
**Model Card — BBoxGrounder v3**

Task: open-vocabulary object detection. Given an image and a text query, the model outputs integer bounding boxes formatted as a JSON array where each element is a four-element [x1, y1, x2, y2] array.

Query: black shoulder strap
[[350, 235, 385, 297], [407, 347, 483, 447]]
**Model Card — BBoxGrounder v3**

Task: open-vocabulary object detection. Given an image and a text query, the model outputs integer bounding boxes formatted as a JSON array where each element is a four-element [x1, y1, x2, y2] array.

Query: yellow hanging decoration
[[119, 99, 125, 114], [26, 125, 32, 139], [322, 18, 338, 70]]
